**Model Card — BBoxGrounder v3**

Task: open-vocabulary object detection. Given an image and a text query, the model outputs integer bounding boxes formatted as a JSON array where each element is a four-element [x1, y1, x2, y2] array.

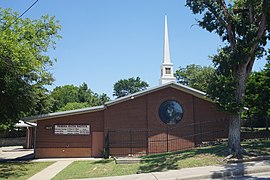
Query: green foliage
[[0, 123, 11, 131], [78, 83, 110, 106], [207, 73, 239, 112], [50, 83, 110, 112], [174, 64, 214, 92], [186, 0, 270, 154], [186, 0, 270, 46], [28, 88, 54, 116], [244, 60, 270, 127], [97, 93, 111, 105], [50, 85, 80, 112], [0, 8, 61, 125], [113, 77, 149, 98], [186, 0, 270, 112], [207, 47, 240, 112], [59, 102, 89, 112]]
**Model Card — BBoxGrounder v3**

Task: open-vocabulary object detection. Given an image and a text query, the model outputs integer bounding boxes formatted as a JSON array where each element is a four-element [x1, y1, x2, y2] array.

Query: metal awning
[[15, 120, 36, 128]]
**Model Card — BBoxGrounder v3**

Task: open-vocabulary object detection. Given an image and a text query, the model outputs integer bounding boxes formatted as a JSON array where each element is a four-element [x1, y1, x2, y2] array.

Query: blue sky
[[2, 0, 267, 98]]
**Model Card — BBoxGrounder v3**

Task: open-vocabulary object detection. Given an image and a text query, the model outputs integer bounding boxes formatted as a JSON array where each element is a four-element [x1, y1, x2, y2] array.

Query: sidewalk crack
[[151, 172, 159, 180]]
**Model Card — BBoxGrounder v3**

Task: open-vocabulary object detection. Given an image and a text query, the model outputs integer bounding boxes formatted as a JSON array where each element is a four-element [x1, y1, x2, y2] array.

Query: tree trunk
[[247, 110, 254, 131], [266, 117, 269, 132], [228, 113, 243, 156], [228, 65, 247, 157]]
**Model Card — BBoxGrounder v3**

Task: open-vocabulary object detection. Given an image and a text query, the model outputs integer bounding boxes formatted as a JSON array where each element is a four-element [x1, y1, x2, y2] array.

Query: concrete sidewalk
[[75, 160, 270, 180], [1, 146, 270, 179], [28, 160, 73, 180], [0, 146, 34, 162], [27, 157, 102, 179]]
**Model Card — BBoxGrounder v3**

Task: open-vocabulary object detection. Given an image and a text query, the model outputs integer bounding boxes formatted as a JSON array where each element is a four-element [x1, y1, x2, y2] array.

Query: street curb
[[227, 155, 270, 163], [114, 157, 141, 164], [175, 166, 270, 180]]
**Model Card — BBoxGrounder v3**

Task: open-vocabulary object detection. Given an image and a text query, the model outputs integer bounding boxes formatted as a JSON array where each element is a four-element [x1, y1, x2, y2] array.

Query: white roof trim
[[23, 82, 211, 122], [15, 120, 36, 127], [23, 105, 105, 122], [105, 82, 211, 106]]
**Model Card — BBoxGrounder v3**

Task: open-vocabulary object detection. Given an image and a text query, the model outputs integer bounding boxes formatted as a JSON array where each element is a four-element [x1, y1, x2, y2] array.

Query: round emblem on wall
[[158, 100, 184, 125]]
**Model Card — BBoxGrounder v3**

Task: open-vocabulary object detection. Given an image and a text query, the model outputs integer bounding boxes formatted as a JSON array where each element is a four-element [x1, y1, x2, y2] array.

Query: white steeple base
[[159, 63, 176, 85]]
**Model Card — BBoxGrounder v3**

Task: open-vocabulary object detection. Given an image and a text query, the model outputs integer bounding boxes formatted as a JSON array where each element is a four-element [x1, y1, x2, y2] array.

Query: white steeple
[[163, 15, 171, 64], [159, 15, 176, 85]]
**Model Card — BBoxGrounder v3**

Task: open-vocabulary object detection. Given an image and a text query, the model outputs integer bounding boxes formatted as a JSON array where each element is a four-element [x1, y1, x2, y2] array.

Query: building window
[[165, 68, 171, 74], [158, 100, 184, 125]]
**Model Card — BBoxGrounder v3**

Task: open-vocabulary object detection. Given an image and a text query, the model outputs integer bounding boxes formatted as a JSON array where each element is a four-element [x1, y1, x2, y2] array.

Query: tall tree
[[174, 64, 214, 92], [0, 8, 61, 126], [27, 88, 54, 116], [78, 83, 110, 107], [186, 0, 270, 156], [97, 93, 111, 105], [50, 83, 110, 112], [245, 60, 270, 130], [113, 77, 149, 98], [59, 102, 89, 112], [50, 85, 79, 112]]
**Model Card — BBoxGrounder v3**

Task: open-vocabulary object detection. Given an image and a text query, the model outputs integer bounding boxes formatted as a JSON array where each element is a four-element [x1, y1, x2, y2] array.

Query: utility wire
[[18, 0, 39, 19], [1, 0, 40, 32]]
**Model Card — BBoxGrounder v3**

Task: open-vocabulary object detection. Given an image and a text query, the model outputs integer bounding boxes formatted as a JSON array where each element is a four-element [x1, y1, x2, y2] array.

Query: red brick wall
[[105, 87, 195, 130], [35, 148, 91, 158], [104, 95, 147, 132], [35, 86, 231, 158], [105, 87, 197, 155], [35, 111, 103, 158], [146, 88, 195, 153], [146, 88, 194, 129], [105, 87, 230, 156], [193, 97, 230, 143]]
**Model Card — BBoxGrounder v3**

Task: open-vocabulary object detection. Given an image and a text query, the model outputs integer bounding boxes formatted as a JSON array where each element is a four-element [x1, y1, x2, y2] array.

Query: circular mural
[[158, 100, 184, 125]]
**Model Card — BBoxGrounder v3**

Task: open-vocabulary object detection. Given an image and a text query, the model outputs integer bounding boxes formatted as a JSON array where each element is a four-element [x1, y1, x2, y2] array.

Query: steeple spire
[[163, 15, 171, 64], [159, 15, 176, 85]]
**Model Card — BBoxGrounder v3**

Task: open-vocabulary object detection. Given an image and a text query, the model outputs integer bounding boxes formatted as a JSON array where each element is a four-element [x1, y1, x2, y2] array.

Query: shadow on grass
[[211, 161, 247, 179], [138, 144, 226, 173], [210, 140, 270, 179], [211, 153, 270, 179], [242, 140, 270, 155], [0, 162, 30, 179], [137, 140, 270, 174]]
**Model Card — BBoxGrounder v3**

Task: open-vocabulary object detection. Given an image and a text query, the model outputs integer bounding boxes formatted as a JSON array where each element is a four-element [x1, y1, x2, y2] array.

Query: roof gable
[[105, 82, 211, 106], [24, 82, 212, 122]]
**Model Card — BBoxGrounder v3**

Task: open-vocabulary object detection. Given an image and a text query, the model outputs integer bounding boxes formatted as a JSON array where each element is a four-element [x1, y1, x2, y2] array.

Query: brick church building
[[24, 16, 230, 158]]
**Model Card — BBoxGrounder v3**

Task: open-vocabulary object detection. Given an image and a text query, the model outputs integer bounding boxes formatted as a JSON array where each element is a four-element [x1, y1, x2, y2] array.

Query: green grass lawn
[[53, 140, 270, 180], [241, 127, 268, 132], [0, 161, 54, 180], [52, 159, 140, 180], [242, 139, 270, 155]]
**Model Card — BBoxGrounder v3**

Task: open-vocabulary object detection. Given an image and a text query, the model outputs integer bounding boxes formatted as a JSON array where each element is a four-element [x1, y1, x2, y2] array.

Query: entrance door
[[92, 132, 104, 157]]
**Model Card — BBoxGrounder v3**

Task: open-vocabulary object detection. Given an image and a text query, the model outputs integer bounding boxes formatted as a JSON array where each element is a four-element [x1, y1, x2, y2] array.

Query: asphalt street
[[235, 172, 270, 179]]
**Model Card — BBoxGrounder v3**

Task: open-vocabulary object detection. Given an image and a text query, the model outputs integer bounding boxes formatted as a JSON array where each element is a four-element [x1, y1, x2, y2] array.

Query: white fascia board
[[23, 105, 105, 122], [105, 82, 212, 107]]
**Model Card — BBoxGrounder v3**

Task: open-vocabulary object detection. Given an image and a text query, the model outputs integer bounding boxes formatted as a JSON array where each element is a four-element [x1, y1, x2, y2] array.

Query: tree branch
[[205, 2, 227, 27], [220, 0, 236, 48], [206, 0, 236, 48], [248, 5, 254, 24], [246, 13, 267, 74]]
